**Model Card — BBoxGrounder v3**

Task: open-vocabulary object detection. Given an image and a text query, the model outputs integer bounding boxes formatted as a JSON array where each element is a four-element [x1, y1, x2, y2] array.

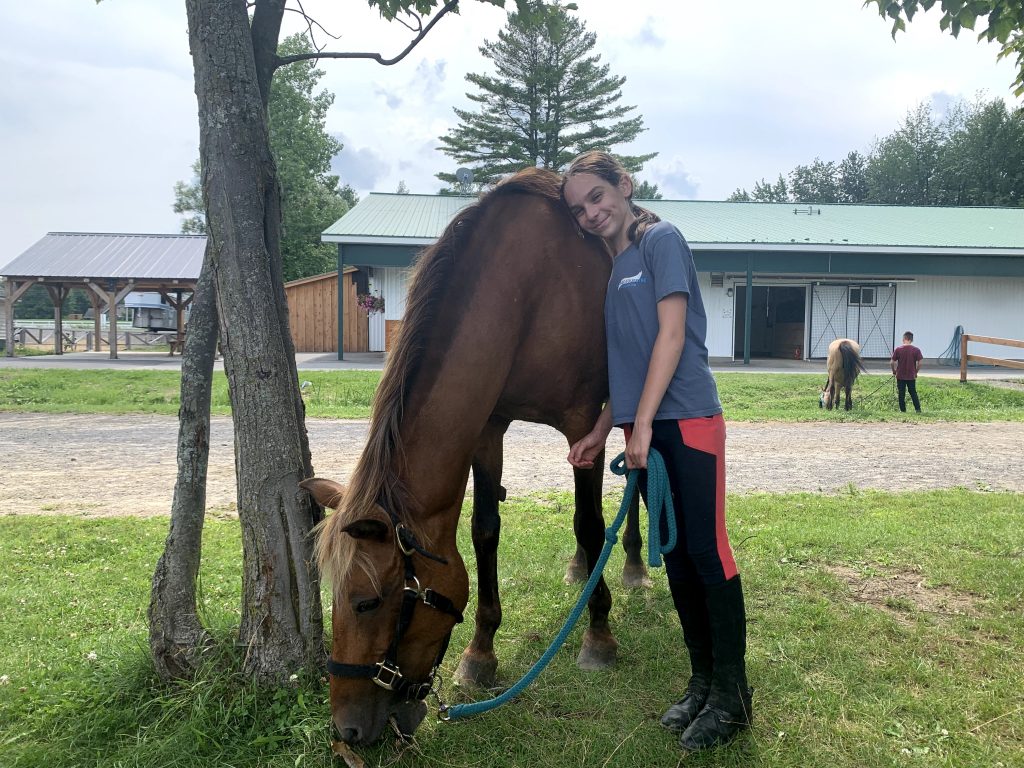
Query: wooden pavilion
[[1, 233, 205, 359]]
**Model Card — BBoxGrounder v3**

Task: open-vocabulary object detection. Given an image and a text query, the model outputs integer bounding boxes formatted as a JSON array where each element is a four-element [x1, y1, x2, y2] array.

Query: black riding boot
[[660, 579, 713, 733], [679, 575, 753, 751]]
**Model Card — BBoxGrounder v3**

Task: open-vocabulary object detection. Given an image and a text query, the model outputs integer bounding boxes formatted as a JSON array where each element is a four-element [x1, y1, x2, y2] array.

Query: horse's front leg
[[454, 418, 510, 689], [572, 459, 618, 670]]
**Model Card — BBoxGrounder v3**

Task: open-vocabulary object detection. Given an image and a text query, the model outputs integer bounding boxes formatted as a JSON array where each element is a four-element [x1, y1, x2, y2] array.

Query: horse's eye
[[354, 597, 382, 614]]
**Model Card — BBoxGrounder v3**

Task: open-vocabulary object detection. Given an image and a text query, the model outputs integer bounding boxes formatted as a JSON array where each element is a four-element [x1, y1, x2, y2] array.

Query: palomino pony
[[820, 338, 867, 411], [301, 168, 641, 745]]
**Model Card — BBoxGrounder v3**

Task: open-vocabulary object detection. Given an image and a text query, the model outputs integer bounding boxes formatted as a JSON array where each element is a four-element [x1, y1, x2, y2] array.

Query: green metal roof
[[322, 193, 475, 243], [323, 193, 1024, 254]]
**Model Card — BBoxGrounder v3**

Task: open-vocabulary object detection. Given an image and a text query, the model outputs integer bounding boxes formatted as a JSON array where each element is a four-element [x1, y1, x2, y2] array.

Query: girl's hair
[[562, 150, 660, 244]]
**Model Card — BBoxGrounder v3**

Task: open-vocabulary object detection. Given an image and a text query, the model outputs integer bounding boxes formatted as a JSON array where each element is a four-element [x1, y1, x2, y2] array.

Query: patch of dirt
[[823, 564, 982, 623], [1, 413, 1023, 518]]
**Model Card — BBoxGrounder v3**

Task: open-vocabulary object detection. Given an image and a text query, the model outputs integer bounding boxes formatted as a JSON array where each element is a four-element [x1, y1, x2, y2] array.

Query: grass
[[2, 488, 1022, 767], [1, 369, 1022, 421]]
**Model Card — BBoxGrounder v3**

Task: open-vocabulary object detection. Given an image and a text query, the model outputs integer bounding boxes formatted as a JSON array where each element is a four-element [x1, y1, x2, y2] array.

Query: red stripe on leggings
[[677, 414, 738, 581]]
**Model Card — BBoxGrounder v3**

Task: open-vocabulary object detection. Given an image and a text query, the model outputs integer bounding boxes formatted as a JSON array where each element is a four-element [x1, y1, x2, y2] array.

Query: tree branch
[[286, 1, 342, 50], [272, 0, 459, 71]]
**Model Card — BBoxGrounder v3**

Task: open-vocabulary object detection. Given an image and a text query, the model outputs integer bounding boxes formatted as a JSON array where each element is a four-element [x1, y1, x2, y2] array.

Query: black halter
[[327, 515, 464, 702]]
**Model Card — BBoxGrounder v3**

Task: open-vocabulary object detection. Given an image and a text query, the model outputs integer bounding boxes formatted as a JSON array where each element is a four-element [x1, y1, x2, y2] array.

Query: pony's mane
[[316, 167, 568, 585]]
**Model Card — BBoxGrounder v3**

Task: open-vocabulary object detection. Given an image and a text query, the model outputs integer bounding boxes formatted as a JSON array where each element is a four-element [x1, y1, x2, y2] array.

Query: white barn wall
[[366, 267, 411, 352], [894, 276, 1024, 359]]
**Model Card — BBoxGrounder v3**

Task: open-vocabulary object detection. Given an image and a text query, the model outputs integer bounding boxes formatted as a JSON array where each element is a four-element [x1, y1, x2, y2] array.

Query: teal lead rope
[[444, 448, 676, 721]]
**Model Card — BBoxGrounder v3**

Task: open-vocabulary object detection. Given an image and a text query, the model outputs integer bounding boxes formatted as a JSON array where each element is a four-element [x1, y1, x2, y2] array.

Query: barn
[[322, 195, 1024, 362]]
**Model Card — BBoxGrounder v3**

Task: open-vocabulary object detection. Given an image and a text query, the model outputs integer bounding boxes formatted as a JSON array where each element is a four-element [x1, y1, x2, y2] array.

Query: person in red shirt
[[891, 331, 923, 413]]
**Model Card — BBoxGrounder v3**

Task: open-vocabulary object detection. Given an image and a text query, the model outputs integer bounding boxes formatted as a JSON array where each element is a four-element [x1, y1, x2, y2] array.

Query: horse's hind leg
[[454, 417, 509, 689], [621, 492, 651, 588], [845, 384, 853, 411], [572, 460, 618, 670]]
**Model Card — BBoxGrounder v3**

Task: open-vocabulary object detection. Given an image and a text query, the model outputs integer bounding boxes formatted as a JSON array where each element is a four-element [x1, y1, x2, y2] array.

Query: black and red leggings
[[626, 414, 738, 586]]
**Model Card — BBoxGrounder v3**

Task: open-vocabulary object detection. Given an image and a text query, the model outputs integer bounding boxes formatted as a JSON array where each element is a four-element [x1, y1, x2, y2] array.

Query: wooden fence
[[9, 326, 180, 353], [959, 333, 1024, 382]]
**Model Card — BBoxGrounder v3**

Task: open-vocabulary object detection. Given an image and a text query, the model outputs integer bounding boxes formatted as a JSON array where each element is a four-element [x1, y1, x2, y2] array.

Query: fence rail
[[9, 326, 180, 353], [959, 333, 1024, 382]]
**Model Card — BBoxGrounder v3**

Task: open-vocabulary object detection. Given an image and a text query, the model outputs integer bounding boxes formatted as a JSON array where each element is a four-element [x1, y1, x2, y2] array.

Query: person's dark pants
[[897, 378, 921, 412]]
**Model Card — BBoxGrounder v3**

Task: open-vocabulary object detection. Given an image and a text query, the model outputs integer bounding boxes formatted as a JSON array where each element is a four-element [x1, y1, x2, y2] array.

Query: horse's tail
[[840, 341, 866, 384]]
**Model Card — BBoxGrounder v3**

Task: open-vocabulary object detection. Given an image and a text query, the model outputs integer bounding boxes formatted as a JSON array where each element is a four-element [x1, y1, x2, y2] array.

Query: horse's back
[[471, 189, 610, 427]]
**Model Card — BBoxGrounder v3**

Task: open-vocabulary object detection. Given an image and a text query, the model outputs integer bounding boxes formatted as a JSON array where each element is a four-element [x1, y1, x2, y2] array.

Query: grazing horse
[[301, 168, 642, 746], [820, 338, 866, 411]]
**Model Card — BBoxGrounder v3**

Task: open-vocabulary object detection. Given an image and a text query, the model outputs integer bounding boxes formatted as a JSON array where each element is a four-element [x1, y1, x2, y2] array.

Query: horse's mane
[[315, 167, 570, 585]]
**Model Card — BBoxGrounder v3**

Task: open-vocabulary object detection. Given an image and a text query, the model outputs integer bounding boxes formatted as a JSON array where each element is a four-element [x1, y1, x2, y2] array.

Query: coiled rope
[[444, 448, 676, 720]]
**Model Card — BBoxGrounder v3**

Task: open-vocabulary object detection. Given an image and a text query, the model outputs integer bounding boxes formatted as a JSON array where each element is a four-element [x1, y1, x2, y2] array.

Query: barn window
[[848, 286, 876, 307]]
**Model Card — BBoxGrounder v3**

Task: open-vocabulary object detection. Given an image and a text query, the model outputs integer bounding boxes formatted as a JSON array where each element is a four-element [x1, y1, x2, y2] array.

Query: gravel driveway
[[1, 413, 1021, 518]]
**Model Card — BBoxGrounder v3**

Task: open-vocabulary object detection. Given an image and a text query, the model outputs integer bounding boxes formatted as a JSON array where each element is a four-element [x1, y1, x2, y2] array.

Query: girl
[[562, 152, 752, 752]]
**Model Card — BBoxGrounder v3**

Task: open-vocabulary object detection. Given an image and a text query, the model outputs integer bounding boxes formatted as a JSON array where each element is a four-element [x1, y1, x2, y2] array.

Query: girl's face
[[563, 171, 635, 252]]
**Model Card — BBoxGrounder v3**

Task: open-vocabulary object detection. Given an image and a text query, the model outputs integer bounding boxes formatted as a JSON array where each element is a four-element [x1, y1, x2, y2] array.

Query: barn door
[[847, 284, 896, 358], [809, 283, 897, 358], [809, 285, 848, 357]]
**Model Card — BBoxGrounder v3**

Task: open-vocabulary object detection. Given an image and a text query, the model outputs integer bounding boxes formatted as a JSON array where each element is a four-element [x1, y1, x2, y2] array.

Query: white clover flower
[[86, 651, 98, 662], [0, 674, 10, 685]]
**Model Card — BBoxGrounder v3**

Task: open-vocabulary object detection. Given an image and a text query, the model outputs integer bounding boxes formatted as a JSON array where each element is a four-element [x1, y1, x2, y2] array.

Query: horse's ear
[[342, 519, 390, 543], [299, 477, 346, 510]]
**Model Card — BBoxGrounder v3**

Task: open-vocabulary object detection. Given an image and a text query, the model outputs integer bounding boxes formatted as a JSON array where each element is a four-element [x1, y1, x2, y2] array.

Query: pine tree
[[437, 0, 654, 187]]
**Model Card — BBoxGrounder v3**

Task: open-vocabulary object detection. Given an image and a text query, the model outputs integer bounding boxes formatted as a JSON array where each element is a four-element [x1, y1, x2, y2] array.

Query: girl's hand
[[625, 421, 652, 470], [568, 409, 613, 469], [568, 430, 606, 469]]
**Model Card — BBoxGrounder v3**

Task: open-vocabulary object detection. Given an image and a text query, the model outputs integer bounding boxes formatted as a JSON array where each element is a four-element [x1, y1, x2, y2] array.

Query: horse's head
[[302, 478, 468, 746], [820, 378, 831, 409]]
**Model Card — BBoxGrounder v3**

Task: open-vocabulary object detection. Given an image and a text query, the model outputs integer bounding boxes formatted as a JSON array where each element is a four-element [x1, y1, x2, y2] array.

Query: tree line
[[728, 97, 1024, 207]]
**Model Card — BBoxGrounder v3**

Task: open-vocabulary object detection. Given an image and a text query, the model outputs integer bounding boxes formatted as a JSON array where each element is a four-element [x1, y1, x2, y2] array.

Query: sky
[[2, 0, 1021, 266]]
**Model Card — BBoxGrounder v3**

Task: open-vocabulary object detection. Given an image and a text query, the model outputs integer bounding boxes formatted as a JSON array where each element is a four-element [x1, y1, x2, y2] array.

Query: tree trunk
[[185, 0, 323, 682], [148, 245, 218, 680]]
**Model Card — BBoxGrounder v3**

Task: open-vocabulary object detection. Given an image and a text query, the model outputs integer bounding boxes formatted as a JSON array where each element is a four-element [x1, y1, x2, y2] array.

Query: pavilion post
[[4, 280, 34, 357], [45, 284, 69, 355]]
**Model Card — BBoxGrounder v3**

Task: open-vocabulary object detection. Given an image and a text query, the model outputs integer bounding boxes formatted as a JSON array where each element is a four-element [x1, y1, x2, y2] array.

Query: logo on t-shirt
[[618, 270, 648, 290]]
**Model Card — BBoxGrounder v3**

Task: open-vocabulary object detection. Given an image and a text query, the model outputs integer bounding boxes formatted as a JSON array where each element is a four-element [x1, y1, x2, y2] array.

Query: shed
[[1, 232, 204, 358], [284, 267, 368, 353], [323, 195, 1024, 362]]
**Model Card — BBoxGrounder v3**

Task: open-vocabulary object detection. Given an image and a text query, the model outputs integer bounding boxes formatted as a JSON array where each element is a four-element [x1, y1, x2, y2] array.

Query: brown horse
[[301, 167, 642, 745], [820, 338, 867, 411]]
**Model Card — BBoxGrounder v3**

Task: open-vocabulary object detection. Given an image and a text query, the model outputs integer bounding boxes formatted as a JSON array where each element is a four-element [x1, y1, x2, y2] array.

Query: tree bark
[[185, 0, 322, 682], [148, 245, 218, 680]]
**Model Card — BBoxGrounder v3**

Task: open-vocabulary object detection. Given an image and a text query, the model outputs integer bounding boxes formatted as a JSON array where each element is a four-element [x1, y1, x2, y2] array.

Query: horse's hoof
[[453, 649, 498, 689], [577, 629, 617, 671], [622, 563, 653, 589], [563, 555, 588, 585]]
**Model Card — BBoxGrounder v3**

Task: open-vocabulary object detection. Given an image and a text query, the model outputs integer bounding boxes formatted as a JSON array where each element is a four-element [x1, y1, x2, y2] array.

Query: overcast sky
[[2, 0, 1020, 265]]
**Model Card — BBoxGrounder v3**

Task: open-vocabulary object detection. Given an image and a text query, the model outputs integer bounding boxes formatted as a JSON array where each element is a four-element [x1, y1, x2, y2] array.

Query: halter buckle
[[403, 575, 422, 598], [373, 660, 403, 691], [395, 524, 416, 556]]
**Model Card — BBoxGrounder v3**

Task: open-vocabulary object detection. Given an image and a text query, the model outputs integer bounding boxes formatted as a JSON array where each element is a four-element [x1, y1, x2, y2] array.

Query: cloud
[[632, 18, 665, 48], [647, 157, 702, 200], [330, 135, 390, 192]]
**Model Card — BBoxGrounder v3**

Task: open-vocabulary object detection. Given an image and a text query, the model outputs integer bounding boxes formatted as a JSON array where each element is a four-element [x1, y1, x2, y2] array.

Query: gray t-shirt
[[605, 221, 722, 426]]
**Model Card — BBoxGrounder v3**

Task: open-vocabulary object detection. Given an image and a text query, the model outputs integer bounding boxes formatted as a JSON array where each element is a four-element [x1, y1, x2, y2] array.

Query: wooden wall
[[284, 271, 368, 353]]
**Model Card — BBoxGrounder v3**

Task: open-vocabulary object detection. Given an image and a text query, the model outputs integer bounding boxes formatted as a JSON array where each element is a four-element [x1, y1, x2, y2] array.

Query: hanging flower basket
[[356, 293, 385, 315]]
